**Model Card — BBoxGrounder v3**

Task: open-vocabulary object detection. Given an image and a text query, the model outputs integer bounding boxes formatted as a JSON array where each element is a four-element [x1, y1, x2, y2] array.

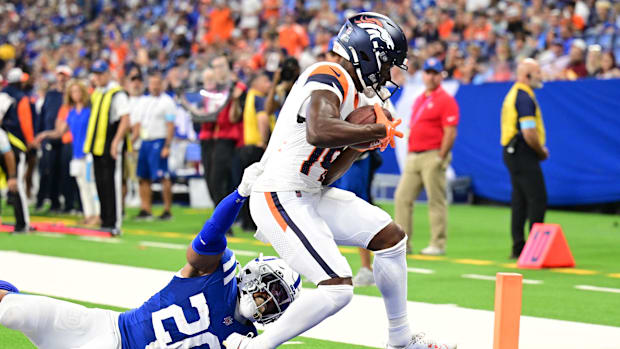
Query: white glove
[[238, 162, 264, 197]]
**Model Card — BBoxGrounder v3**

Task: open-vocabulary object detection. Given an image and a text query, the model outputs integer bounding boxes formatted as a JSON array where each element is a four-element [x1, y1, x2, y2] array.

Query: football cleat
[[387, 333, 457, 349]]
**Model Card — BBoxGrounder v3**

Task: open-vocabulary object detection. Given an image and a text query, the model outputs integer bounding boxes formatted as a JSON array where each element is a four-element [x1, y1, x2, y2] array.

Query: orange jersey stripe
[[264, 192, 288, 232], [308, 64, 349, 101]]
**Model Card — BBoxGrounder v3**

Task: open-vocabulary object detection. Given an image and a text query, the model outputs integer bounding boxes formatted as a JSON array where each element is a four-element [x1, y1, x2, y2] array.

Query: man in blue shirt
[[0, 164, 302, 349], [36, 65, 72, 212]]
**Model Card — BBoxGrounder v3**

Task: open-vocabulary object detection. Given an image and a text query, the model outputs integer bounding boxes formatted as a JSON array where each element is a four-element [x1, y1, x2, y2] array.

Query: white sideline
[[1, 251, 619, 349]]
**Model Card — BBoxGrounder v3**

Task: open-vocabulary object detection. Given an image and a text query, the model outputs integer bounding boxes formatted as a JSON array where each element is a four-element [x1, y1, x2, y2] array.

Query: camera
[[279, 57, 300, 82]]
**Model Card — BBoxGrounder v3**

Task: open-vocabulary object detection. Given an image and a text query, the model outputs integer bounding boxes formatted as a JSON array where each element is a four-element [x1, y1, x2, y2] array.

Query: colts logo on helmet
[[355, 16, 395, 50]]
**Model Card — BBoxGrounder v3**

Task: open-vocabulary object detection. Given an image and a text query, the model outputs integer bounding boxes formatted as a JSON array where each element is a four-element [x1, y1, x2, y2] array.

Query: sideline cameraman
[[265, 57, 300, 117]]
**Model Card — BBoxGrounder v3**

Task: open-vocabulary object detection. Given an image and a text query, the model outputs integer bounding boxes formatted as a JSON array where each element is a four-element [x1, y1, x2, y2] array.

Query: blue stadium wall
[[379, 79, 620, 206]]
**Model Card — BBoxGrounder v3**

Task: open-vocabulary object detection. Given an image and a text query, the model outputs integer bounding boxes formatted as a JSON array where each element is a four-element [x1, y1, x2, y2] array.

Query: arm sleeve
[[191, 190, 246, 255], [515, 90, 537, 129], [17, 97, 34, 144], [441, 96, 460, 126], [165, 97, 177, 122]]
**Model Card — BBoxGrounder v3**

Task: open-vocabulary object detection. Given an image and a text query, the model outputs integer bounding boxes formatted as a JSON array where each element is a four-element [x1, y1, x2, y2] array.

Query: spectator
[[586, 44, 603, 76], [562, 39, 588, 80], [36, 80, 99, 225], [394, 58, 459, 256], [36, 65, 71, 212], [83, 60, 130, 235], [500, 58, 548, 259], [596, 51, 620, 79], [134, 71, 176, 221], [238, 73, 274, 231], [1, 67, 34, 233], [278, 12, 310, 58]]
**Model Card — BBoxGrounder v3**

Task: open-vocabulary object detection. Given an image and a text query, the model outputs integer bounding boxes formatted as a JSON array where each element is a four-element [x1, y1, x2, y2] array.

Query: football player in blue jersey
[[0, 163, 302, 349]]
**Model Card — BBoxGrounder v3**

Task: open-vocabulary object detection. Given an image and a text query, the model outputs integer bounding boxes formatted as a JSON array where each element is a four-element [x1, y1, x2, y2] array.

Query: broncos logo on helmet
[[332, 12, 408, 101]]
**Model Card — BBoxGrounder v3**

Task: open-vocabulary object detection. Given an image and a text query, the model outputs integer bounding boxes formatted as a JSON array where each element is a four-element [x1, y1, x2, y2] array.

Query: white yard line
[[575, 285, 620, 294], [407, 267, 435, 274], [1, 251, 619, 349], [79, 236, 122, 243], [138, 241, 257, 257], [462, 273, 544, 285]]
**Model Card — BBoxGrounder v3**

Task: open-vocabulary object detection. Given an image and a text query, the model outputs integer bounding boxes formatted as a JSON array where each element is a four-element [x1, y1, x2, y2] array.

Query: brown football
[[345, 105, 392, 149]]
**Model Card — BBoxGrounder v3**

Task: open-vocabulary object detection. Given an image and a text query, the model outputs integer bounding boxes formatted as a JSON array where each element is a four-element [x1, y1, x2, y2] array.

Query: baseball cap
[[55, 65, 73, 76], [6, 67, 23, 83], [91, 60, 109, 73], [423, 57, 443, 72], [571, 39, 586, 51]]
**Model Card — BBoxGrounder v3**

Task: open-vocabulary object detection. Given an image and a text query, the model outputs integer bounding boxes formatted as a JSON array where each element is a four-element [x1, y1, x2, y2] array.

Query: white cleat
[[353, 267, 375, 286], [387, 333, 457, 349], [223, 332, 253, 349]]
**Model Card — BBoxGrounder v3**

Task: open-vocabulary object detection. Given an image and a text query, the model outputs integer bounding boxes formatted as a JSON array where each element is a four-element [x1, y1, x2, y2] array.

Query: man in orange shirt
[[278, 13, 309, 58]]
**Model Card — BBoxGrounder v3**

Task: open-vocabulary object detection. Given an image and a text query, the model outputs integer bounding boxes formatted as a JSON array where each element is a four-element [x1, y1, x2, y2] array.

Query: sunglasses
[[130, 75, 142, 81]]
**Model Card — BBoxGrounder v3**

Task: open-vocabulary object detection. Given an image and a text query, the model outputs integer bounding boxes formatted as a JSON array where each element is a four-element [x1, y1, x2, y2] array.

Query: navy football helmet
[[333, 12, 408, 101]]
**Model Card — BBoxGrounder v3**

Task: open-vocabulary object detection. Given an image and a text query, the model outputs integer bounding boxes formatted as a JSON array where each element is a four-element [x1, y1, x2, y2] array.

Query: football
[[345, 105, 393, 149]]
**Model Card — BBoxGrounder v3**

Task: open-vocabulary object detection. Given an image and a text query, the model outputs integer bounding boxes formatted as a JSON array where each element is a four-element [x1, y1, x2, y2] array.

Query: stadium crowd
[[0, 0, 618, 233]]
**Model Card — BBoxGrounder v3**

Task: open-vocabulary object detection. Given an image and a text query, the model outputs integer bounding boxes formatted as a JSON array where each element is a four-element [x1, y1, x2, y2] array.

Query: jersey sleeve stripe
[[307, 65, 349, 99], [223, 253, 236, 273], [224, 270, 235, 285], [306, 74, 345, 97]]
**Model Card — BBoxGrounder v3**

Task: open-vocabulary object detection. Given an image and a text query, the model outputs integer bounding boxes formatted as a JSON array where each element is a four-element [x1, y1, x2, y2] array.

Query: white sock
[[249, 284, 354, 349], [373, 237, 412, 347]]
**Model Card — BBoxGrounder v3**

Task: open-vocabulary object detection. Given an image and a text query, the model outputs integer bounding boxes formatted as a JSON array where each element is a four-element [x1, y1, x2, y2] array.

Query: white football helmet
[[237, 255, 301, 324]]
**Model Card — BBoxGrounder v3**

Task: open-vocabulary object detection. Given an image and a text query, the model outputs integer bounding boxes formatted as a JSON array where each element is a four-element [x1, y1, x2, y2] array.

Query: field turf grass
[[1, 202, 619, 348]]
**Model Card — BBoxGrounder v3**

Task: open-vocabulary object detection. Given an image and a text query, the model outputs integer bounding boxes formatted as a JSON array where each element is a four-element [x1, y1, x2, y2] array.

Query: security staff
[[83, 60, 130, 235], [1, 68, 34, 233], [501, 58, 549, 259]]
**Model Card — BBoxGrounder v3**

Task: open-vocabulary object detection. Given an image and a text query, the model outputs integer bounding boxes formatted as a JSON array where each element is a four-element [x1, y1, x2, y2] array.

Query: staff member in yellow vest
[[501, 58, 548, 259], [133, 71, 176, 221], [1, 67, 35, 233], [83, 60, 131, 236], [238, 73, 274, 231]]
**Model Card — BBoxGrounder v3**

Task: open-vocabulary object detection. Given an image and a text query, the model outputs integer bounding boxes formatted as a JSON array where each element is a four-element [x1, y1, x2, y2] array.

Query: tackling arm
[[306, 90, 386, 148], [184, 190, 246, 277]]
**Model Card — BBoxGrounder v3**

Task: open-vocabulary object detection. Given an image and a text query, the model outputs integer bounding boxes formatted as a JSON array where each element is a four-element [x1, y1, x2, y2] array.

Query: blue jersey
[[118, 249, 256, 348]]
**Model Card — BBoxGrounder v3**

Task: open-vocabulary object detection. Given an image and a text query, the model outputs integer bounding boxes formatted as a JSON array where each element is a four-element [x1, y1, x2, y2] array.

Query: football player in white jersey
[[226, 12, 456, 349]]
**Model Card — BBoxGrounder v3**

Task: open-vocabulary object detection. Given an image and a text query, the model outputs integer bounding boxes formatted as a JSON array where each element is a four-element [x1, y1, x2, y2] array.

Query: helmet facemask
[[238, 257, 300, 324]]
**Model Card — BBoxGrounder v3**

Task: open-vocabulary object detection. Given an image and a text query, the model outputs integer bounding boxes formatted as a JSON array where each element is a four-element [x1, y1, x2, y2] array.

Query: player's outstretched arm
[[184, 190, 246, 277], [306, 90, 386, 148]]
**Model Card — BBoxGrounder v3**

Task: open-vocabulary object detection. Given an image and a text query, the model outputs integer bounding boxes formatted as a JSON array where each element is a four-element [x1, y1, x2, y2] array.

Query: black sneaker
[[135, 210, 153, 221], [11, 226, 30, 234], [158, 211, 172, 221]]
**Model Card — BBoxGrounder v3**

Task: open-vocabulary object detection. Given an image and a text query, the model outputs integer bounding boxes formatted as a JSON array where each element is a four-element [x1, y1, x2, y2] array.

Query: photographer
[[182, 55, 245, 209], [265, 57, 300, 117]]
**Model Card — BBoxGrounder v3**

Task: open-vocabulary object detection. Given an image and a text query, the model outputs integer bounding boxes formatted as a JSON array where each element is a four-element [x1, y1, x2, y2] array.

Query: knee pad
[[374, 236, 407, 258], [317, 284, 354, 316]]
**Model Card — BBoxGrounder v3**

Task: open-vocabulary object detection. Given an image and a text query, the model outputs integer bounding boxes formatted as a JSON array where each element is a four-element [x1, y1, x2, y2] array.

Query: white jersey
[[253, 62, 361, 193]]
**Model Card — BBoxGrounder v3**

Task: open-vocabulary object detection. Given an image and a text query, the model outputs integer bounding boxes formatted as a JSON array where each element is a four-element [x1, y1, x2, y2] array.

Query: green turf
[[1, 202, 619, 347]]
